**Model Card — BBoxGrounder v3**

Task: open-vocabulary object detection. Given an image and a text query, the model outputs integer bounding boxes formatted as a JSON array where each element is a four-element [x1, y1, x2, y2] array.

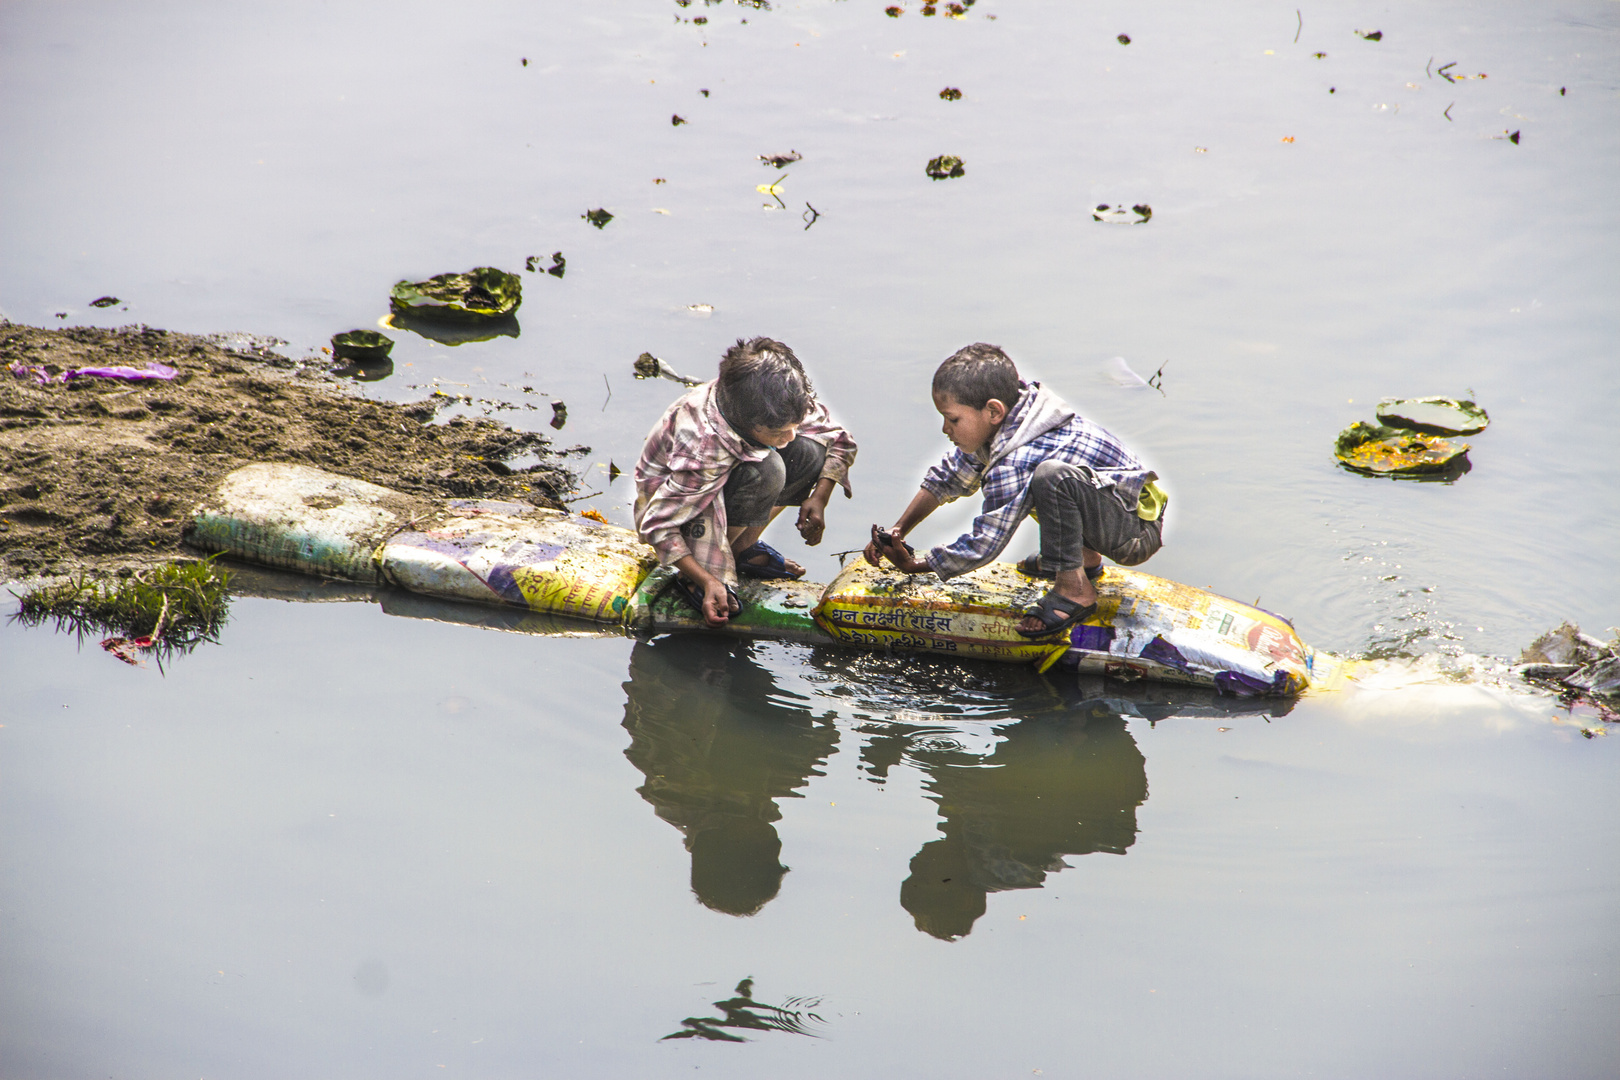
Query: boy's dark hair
[[716, 336, 815, 433], [932, 343, 1020, 410]]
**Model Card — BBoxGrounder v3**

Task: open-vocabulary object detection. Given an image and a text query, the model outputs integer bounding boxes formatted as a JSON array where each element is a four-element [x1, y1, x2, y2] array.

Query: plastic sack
[[380, 501, 656, 622], [814, 561, 1071, 669]]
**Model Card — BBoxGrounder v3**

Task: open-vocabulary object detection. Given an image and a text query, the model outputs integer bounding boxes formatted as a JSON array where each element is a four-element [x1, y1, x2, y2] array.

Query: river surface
[[2, 1, 1617, 1076]]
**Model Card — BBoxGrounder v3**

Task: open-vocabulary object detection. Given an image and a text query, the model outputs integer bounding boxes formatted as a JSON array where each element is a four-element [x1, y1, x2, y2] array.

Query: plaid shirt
[[634, 381, 856, 586], [921, 381, 1151, 579]]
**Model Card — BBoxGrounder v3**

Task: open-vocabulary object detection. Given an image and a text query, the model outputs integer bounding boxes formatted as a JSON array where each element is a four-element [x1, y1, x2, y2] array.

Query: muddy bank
[[0, 321, 578, 581]]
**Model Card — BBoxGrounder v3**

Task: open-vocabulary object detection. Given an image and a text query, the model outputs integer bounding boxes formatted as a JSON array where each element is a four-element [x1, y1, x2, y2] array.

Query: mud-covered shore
[[0, 321, 578, 581]]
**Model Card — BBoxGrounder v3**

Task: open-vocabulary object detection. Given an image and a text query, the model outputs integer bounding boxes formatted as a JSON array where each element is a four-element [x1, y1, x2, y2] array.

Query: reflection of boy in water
[[621, 636, 839, 916], [883, 709, 1147, 940]]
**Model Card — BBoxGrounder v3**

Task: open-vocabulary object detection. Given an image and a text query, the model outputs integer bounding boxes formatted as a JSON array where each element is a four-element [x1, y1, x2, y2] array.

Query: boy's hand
[[866, 524, 929, 574], [796, 500, 827, 546], [796, 478, 835, 546], [701, 576, 737, 627]]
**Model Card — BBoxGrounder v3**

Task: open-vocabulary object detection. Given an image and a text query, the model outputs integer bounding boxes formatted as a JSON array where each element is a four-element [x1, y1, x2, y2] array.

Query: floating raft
[[188, 464, 1347, 696]]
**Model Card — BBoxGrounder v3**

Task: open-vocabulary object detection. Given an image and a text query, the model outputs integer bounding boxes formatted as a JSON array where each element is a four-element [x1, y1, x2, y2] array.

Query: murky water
[[3, 1, 1617, 1075]]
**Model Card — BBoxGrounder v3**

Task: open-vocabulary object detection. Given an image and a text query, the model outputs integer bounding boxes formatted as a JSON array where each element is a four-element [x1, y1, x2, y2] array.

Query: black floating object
[[1356, 29, 1382, 41], [1313, 52, 1326, 59], [885, 5, 902, 15], [759, 150, 802, 168], [521, 57, 528, 66], [1117, 33, 1131, 45], [1131, 203, 1153, 222], [331, 330, 394, 362], [550, 401, 568, 430], [1509, 129, 1521, 144], [524, 255, 540, 272], [925, 154, 965, 180], [671, 114, 687, 126], [939, 87, 962, 101], [700, 88, 710, 97], [89, 296, 120, 308], [921, 5, 936, 16], [547, 252, 566, 278], [1560, 87, 1566, 96], [608, 461, 622, 482], [583, 208, 613, 229]]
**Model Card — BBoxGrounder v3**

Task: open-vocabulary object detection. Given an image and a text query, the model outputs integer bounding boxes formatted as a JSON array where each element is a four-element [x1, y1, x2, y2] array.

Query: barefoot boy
[[636, 337, 857, 627], [864, 343, 1165, 637]]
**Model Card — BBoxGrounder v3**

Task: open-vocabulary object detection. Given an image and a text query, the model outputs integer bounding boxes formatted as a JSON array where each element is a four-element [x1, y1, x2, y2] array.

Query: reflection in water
[[886, 706, 1149, 941], [622, 636, 838, 916], [661, 977, 826, 1043]]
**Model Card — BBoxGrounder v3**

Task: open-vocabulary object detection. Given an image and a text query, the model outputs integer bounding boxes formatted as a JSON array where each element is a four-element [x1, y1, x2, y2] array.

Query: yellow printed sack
[[814, 560, 1071, 669]]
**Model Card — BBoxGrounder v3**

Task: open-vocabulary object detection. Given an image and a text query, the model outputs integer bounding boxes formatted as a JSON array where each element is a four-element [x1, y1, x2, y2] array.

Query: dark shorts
[[722, 436, 827, 528]]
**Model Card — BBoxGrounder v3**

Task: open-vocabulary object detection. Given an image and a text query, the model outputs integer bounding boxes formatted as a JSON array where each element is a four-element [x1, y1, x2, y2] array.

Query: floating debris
[[921, 4, 935, 15], [802, 202, 821, 230], [1355, 29, 1383, 41], [672, 114, 687, 126], [1374, 397, 1489, 435], [1313, 52, 1327, 59], [1092, 203, 1151, 224], [608, 461, 622, 482], [389, 267, 522, 322], [1117, 33, 1131, 45], [1521, 623, 1620, 704], [686, 303, 714, 317], [546, 252, 566, 278], [89, 296, 121, 308], [550, 401, 568, 430], [583, 208, 614, 229], [925, 154, 965, 179], [886, 4, 902, 14], [521, 58, 527, 66], [1334, 422, 1469, 477], [13, 558, 232, 665], [938, 87, 962, 101], [1496, 129, 1522, 144], [330, 330, 394, 362], [757, 175, 787, 207], [700, 88, 710, 97], [634, 352, 703, 386], [759, 150, 801, 168]]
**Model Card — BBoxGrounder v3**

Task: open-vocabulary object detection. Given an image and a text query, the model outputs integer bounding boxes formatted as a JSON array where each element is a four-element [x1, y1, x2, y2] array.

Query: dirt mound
[[1, 321, 578, 580]]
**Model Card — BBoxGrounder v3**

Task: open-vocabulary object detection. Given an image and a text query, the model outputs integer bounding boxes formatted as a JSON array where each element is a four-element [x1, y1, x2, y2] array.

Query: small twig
[[149, 592, 171, 644], [562, 488, 604, 504], [1294, 9, 1302, 44], [601, 373, 612, 411], [1426, 56, 1433, 78], [1444, 102, 1454, 121], [802, 202, 821, 231]]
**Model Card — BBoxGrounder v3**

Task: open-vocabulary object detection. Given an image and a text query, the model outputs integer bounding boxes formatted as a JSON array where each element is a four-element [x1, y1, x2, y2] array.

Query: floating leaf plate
[[1335, 422, 1470, 476], [1375, 397, 1489, 435], [389, 267, 522, 322]]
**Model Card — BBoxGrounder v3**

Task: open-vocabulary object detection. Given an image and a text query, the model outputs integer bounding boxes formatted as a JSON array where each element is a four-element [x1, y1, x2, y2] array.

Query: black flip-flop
[[736, 540, 804, 580], [1015, 590, 1097, 639], [1015, 554, 1104, 582], [670, 575, 741, 620]]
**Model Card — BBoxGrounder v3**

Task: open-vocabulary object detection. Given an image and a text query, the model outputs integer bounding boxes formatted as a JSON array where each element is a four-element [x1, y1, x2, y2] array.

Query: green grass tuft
[[11, 557, 232, 659]]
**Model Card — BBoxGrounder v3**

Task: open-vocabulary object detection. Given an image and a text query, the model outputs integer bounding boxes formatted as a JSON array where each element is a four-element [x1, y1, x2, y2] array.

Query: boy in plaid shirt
[[864, 343, 1166, 637], [635, 337, 857, 627]]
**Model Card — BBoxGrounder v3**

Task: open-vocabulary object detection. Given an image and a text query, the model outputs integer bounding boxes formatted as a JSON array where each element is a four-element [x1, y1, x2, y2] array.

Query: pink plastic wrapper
[[8, 361, 177, 384]]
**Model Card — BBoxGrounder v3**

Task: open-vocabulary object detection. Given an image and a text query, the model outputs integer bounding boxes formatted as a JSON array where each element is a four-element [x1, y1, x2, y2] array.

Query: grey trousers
[[1029, 460, 1163, 573], [722, 436, 827, 528]]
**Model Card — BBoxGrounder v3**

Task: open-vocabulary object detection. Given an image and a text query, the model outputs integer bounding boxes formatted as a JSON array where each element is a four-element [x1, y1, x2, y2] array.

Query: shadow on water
[[384, 310, 521, 347], [661, 976, 826, 1043], [621, 634, 839, 917]]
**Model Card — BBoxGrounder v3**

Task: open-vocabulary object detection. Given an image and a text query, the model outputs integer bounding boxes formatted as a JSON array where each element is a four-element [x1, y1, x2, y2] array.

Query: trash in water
[[757, 176, 787, 208], [546, 252, 566, 278], [1313, 52, 1327, 59], [686, 304, 714, 317], [608, 461, 622, 482], [921, 4, 935, 15], [926, 155, 965, 180], [1520, 622, 1620, 703], [385, 309, 520, 346], [1374, 397, 1489, 435], [330, 330, 394, 362], [1117, 33, 1131, 45], [1334, 422, 1470, 477], [938, 87, 962, 100], [886, 5, 902, 15], [672, 114, 687, 126], [1495, 129, 1522, 144], [700, 89, 710, 97], [759, 150, 801, 168], [390, 267, 522, 321], [1092, 203, 1152, 224], [634, 352, 704, 386], [1355, 29, 1383, 41], [89, 296, 120, 308], [550, 402, 568, 430], [579, 508, 609, 524], [583, 208, 614, 229]]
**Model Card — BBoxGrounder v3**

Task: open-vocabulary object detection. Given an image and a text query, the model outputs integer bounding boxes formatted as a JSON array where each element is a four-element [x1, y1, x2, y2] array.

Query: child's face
[[933, 392, 1007, 455], [750, 422, 800, 449]]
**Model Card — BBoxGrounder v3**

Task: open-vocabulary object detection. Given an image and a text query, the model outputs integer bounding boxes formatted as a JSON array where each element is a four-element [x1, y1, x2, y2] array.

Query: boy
[[636, 337, 857, 627], [864, 343, 1165, 637]]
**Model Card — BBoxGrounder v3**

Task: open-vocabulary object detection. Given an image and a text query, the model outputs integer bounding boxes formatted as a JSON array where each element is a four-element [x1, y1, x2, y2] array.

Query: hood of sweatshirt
[[978, 381, 1075, 471]]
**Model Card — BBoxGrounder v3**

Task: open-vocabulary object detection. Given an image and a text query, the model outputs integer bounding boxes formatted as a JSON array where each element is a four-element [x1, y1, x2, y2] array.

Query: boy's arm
[[863, 488, 940, 570]]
